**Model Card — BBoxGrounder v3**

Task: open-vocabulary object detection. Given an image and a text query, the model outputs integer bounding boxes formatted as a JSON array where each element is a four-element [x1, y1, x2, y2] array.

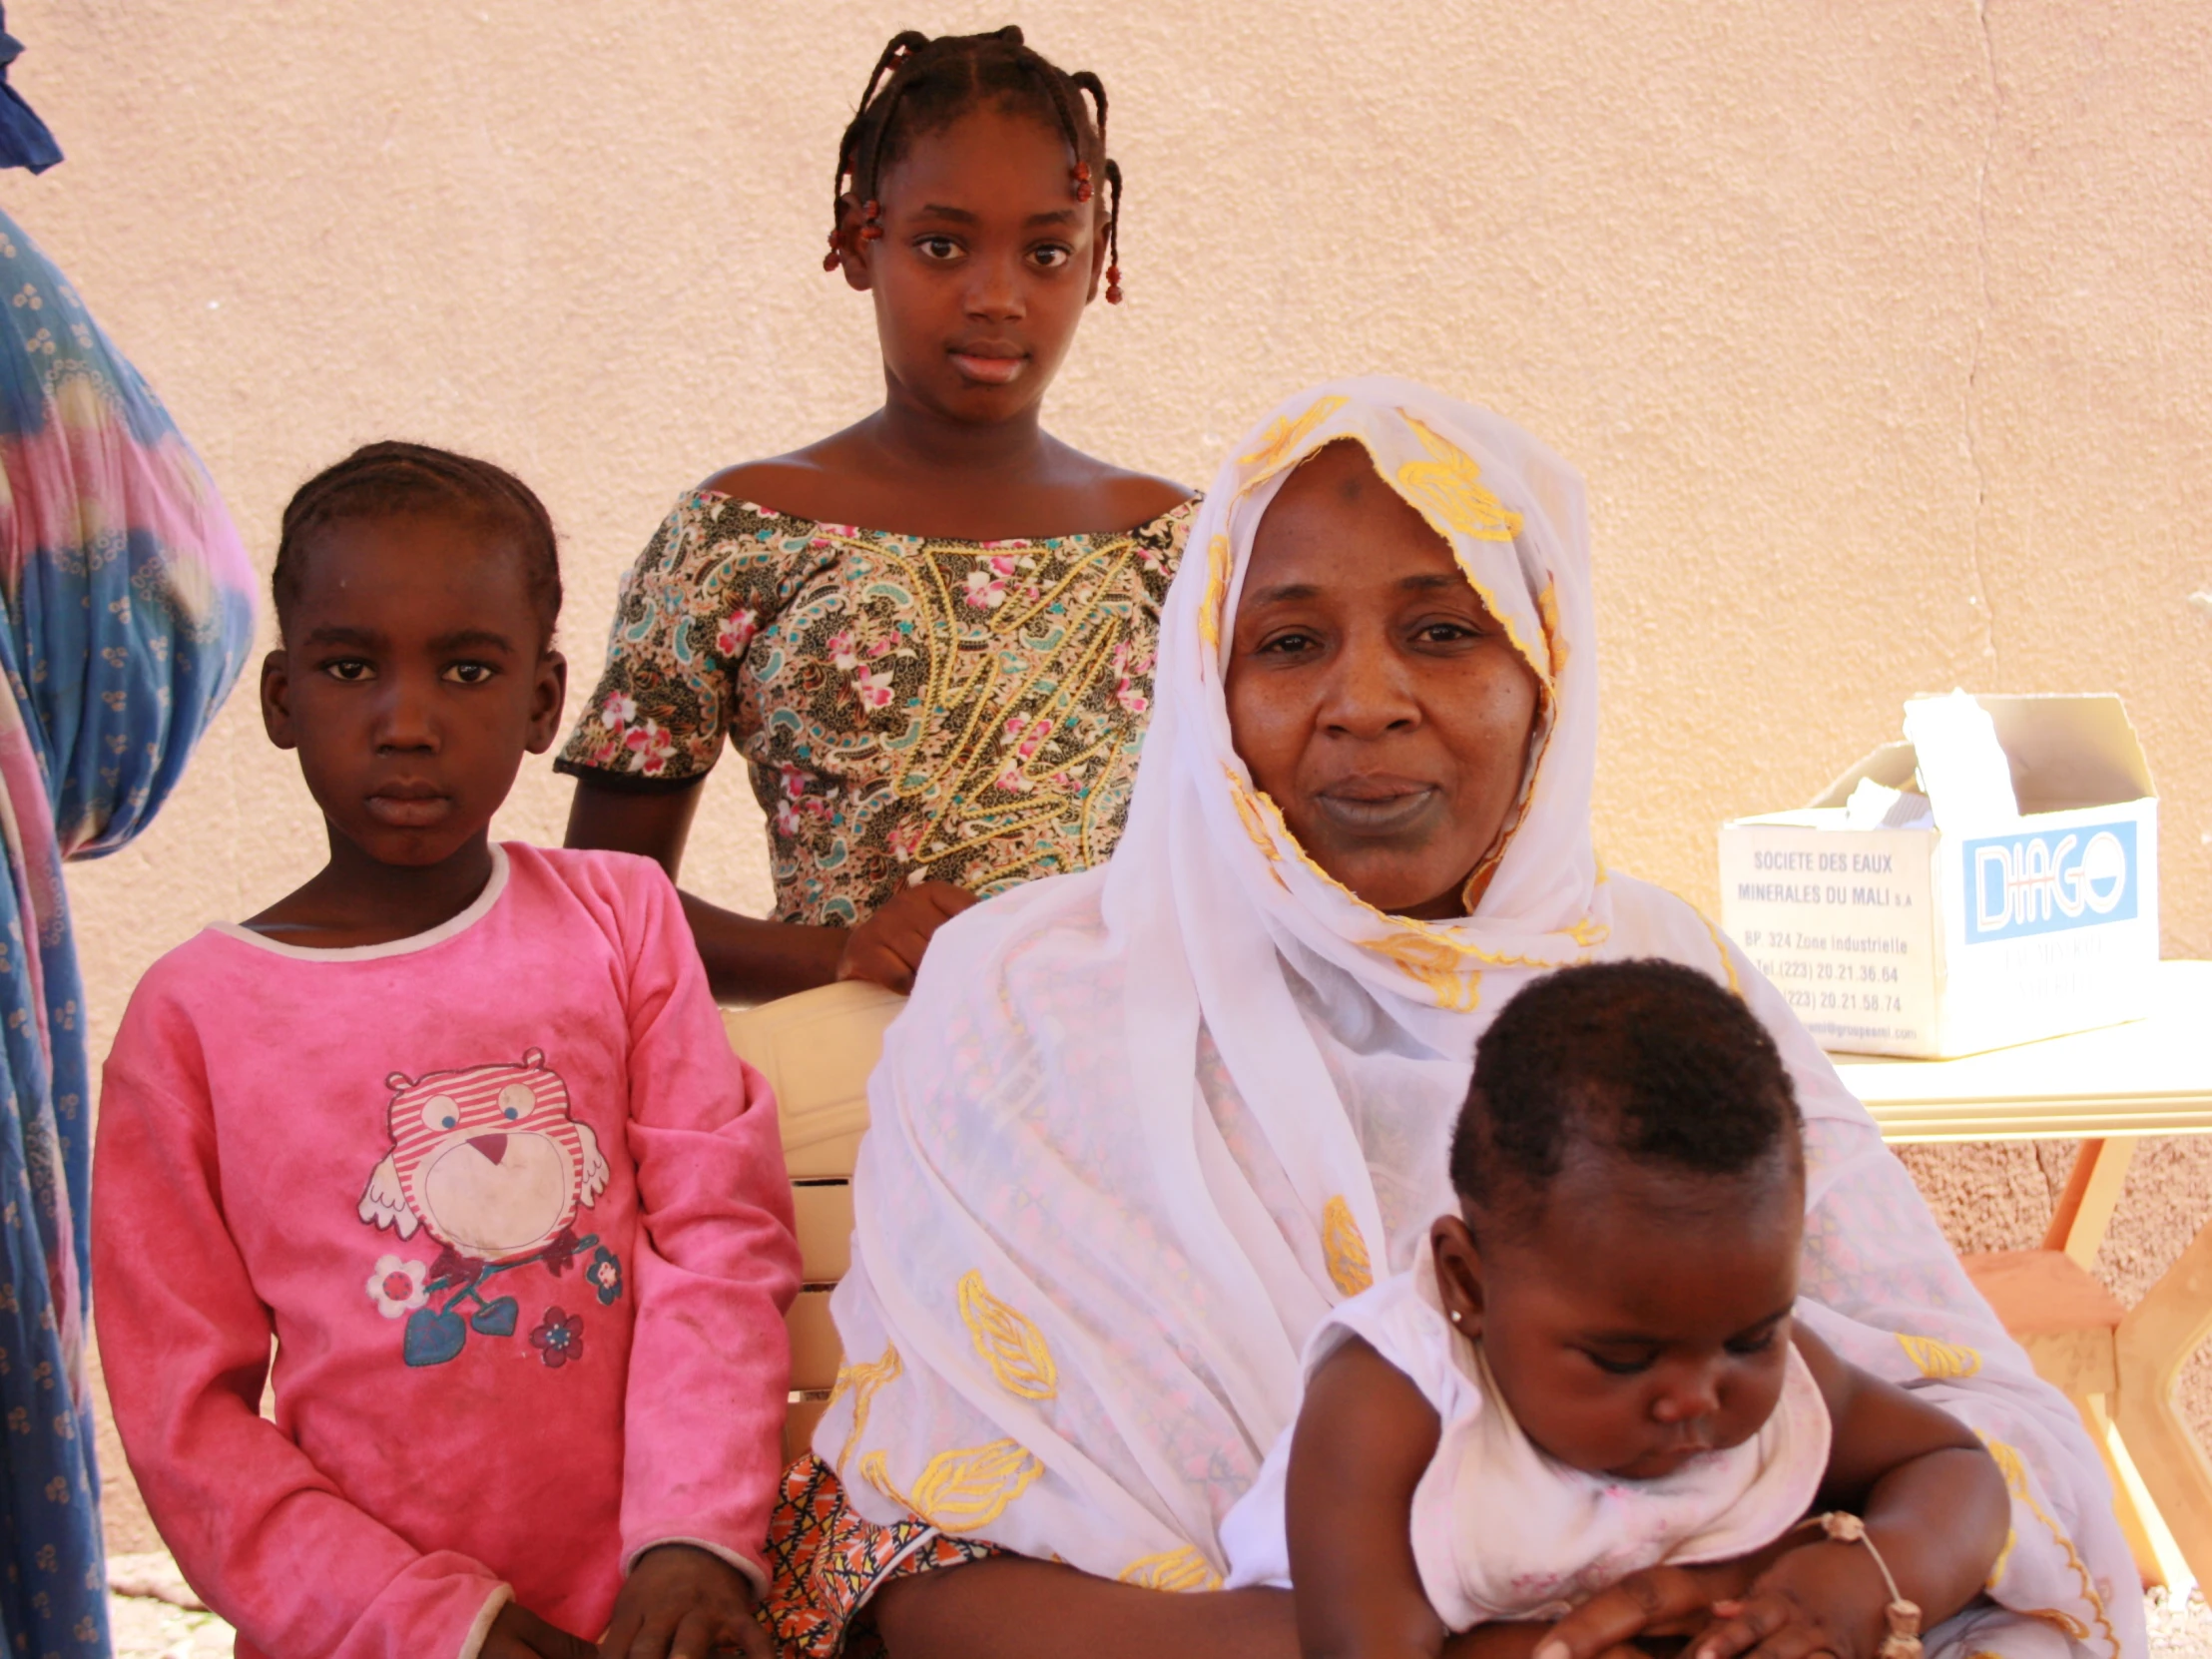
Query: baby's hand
[[598, 1544, 770, 1659], [1693, 1541, 1891, 1659], [482, 1602, 596, 1659]]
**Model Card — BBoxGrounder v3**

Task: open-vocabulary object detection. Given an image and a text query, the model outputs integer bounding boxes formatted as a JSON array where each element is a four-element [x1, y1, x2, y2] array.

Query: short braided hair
[[1447, 960, 1803, 1235], [274, 441, 561, 643], [830, 27, 1124, 291]]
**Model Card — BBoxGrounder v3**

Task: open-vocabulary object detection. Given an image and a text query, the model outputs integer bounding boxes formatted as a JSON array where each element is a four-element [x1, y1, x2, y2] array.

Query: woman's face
[[1225, 442, 1542, 919], [850, 105, 1105, 426]]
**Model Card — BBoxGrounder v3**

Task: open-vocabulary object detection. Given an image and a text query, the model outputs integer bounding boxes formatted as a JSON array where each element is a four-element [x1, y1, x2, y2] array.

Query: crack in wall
[[1963, 0, 2002, 673]]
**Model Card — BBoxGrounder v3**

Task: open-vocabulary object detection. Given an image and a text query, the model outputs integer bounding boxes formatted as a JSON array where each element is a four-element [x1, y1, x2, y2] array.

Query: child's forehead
[[1505, 1156, 1804, 1319], [882, 104, 1084, 200], [281, 511, 539, 632]]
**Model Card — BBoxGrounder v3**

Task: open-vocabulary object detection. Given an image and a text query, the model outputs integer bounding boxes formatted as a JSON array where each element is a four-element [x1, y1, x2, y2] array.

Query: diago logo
[[1965, 822, 2136, 943]]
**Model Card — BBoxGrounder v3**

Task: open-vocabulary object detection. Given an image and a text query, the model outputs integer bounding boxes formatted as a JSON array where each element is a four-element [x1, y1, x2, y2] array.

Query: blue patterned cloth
[[0, 208, 254, 1659]]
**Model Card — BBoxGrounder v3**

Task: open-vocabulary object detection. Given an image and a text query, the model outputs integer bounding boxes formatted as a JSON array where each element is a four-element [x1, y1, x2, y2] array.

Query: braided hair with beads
[[823, 26, 1127, 304]]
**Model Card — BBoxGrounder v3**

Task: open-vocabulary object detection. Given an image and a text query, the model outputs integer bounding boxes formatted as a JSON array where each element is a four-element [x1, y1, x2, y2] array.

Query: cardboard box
[[1718, 694, 2159, 1058]]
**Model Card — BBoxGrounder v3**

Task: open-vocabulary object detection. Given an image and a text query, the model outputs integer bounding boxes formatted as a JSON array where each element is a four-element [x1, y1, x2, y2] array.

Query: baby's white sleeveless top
[[1220, 1252, 1832, 1630]]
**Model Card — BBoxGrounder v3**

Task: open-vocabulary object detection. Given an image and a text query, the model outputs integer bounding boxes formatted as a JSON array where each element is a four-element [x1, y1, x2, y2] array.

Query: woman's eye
[[916, 237, 960, 262], [322, 660, 374, 683], [443, 662, 496, 686], [1584, 1350, 1657, 1377], [1414, 619, 1482, 645], [1258, 631, 1319, 656], [1726, 1330, 1780, 1357], [1030, 245, 1072, 270]]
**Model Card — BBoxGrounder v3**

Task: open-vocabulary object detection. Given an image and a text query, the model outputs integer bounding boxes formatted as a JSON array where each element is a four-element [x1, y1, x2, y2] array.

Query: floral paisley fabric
[[0, 207, 254, 1659], [815, 380, 2138, 1659], [557, 494, 1193, 925]]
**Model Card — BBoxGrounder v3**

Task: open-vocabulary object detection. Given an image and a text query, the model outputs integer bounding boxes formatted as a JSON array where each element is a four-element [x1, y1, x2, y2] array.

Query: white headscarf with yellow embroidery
[[822, 380, 2136, 1658]]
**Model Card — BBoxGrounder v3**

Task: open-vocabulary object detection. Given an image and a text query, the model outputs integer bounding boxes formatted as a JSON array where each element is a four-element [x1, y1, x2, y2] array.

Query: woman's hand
[[482, 1602, 597, 1659], [1691, 1541, 1891, 1659], [1530, 1555, 1776, 1659], [835, 880, 977, 992], [598, 1544, 771, 1659]]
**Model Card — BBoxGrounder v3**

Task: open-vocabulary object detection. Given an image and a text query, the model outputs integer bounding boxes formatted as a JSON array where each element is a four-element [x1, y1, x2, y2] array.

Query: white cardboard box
[[1718, 694, 2159, 1058]]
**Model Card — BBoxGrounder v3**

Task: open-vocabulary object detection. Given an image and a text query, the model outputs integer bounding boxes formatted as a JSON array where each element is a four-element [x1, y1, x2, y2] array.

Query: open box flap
[[1810, 743, 1918, 810], [1975, 693, 2156, 811], [1804, 694, 2155, 821]]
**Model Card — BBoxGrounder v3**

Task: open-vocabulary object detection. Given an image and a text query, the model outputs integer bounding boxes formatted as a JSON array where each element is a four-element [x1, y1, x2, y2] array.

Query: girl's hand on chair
[[835, 880, 977, 993], [1688, 1540, 1890, 1659], [482, 1602, 597, 1659], [599, 1544, 772, 1659]]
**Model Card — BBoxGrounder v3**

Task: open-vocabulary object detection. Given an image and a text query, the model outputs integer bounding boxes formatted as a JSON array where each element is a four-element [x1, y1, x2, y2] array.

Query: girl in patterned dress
[[561, 27, 1194, 1003]]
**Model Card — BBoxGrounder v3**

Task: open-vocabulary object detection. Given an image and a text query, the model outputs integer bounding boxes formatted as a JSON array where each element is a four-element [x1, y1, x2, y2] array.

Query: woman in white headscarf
[[779, 380, 2136, 1659]]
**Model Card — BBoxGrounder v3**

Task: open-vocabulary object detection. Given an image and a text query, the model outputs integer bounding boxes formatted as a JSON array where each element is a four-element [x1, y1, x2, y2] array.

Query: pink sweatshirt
[[94, 844, 800, 1659]]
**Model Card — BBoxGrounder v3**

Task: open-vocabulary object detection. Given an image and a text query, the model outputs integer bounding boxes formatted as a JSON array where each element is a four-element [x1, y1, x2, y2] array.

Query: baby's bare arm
[[1286, 1337, 1451, 1659]]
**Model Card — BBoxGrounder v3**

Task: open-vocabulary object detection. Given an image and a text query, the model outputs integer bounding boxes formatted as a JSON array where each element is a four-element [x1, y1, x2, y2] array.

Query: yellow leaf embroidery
[[1227, 772, 1281, 862], [1692, 907, 1742, 998], [1534, 580, 1570, 683], [1120, 1545, 1224, 1593], [1323, 1196, 1375, 1298], [1897, 1332, 1980, 1381], [1976, 1432, 2114, 1652], [1394, 415, 1524, 543], [1986, 1523, 2018, 1589], [857, 1449, 913, 1515], [1361, 931, 1481, 1012], [1197, 534, 1234, 654], [829, 1343, 902, 1471], [958, 1271, 1058, 1399], [907, 1438, 1046, 1532], [1239, 394, 1348, 472]]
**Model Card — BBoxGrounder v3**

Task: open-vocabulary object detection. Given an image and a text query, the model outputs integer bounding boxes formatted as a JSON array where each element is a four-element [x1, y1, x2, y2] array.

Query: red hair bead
[[1105, 265, 1123, 304]]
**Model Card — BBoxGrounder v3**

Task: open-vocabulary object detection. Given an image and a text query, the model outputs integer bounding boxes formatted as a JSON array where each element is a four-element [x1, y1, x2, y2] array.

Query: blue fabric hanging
[[0, 209, 255, 1659], [0, 8, 59, 175]]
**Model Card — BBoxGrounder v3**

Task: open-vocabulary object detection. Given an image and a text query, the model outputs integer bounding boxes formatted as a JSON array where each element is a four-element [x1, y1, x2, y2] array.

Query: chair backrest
[[724, 979, 904, 1464]]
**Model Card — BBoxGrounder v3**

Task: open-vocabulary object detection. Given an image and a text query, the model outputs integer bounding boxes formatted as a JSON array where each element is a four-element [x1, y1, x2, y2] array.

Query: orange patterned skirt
[[766, 1454, 1000, 1658]]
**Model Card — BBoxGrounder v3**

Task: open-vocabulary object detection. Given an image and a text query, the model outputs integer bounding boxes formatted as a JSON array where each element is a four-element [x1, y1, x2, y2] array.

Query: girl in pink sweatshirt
[[94, 443, 801, 1659]]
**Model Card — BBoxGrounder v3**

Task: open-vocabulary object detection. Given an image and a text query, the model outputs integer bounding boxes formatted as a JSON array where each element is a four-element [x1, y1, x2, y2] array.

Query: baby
[[1222, 959, 2010, 1659], [95, 444, 800, 1659]]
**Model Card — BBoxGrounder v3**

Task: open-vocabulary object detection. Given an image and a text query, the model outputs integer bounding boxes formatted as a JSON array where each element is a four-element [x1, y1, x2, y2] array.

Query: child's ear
[[260, 648, 297, 751], [1429, 1213, 1487, 1342], [524, 650, 567, 755], [831, 203, 876, 294]]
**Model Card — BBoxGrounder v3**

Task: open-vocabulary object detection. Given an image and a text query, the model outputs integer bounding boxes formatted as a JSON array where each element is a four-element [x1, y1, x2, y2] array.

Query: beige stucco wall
[[3, 1, 2205, 1554]]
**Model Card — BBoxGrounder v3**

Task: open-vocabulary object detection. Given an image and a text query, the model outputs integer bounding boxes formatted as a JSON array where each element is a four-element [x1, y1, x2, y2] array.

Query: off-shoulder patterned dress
[[558, 493, 1195, 928]]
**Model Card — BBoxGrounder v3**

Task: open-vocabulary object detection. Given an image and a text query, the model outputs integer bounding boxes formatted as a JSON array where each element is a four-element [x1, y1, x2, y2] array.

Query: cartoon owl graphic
[[357, 1049, 609, 1261]]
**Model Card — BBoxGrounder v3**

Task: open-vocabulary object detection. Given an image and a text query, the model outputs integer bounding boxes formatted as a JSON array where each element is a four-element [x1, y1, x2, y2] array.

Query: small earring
[[859, 200, 884, 243], [1105, 264, 1123, 304], [1448, 1310, 1463, 1326]]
